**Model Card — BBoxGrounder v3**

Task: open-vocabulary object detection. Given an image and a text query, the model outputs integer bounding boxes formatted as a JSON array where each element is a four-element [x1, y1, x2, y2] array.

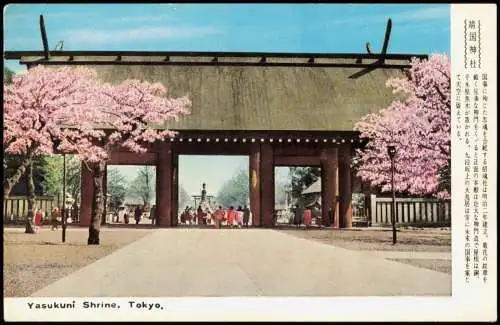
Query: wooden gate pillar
[[260, 143, 274, 227], [249, 143, 261, 227], [79, 163, 93, 227], [171, 153, 179, 226], [321, 147, 339, 228], [156, 141, 173, 227], [339, 145, 352, 228]]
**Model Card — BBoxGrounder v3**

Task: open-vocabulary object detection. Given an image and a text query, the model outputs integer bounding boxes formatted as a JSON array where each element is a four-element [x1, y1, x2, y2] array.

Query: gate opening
[[177, 155, 249, 227], [105, 165, 156, 226], [274, 166, 323, 227]]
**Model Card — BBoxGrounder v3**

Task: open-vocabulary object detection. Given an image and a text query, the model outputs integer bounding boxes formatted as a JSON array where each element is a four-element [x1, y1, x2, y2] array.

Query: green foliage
[[4, 67, 14, 85], [38, 155, 81, 204], [40, 155, 64, 203], [216, 169, 249, 208], [128, 166, 156, 206], [106, 168, 127, 211], [66, 157, 81, 204], [3, 153, 45, 194], [289, 167, 321, 198]]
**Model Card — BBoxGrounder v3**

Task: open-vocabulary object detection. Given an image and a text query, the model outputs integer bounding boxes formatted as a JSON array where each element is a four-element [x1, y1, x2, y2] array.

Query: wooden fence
[[368, 195, 451, 227], [3, 196, 56, 223]]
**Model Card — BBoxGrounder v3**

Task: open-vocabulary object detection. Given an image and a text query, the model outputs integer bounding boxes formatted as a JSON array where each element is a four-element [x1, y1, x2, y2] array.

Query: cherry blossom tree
[[354, 54, 450, 198], [3, 66, 100, 232], [69, 79, 191, 245]]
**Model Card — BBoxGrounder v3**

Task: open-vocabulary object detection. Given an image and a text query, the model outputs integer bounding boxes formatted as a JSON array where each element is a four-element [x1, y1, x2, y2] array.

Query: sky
[[3, 4, 450, 199], [3, 3, 450, 73]]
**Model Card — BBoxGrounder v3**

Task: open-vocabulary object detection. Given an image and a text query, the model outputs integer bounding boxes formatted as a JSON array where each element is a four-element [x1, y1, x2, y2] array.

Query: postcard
[[2, 3, 496, 322]]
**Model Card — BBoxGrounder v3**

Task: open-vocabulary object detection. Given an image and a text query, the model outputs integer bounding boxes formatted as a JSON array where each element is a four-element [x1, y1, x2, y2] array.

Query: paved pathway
[[32, 229, 451, 297]]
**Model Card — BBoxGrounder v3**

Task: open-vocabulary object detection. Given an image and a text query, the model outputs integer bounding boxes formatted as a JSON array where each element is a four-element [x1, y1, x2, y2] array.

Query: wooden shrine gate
[[78, 130, 356, 229]]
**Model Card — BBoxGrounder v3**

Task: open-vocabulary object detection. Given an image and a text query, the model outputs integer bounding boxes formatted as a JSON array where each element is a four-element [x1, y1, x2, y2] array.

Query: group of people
[[32, 206, 63, 232], [180, 205, 251, 228], [120, 205, 156, 225]]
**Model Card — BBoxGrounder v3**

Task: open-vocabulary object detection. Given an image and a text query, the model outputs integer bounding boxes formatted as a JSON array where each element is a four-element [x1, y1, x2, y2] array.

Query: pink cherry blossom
[[354, 54, 450, 198]]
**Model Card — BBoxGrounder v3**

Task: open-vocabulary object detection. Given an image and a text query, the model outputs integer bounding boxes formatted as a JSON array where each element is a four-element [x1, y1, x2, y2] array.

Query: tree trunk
[[88, 162, 106, 245], [25, 160, 36, 234], [4, 158, 31, 200]]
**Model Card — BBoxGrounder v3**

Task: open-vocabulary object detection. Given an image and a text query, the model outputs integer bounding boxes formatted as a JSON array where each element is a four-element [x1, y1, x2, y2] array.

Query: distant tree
[[128, 166, 156, 207], [289, 167, 320, 199], [106, 168, 127, 213], [216, 169, 249, 208], [178, 185, 192, 209], [354, 54, 450, 198], [275, 180, 288, 206], [66, 156, 82, 205], [3, 67, 15, 85], [40, 155, 64, 205]]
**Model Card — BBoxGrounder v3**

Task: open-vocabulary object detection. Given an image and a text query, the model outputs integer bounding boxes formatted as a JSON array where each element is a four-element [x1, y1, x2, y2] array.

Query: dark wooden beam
[[349, 18, 394, 79], [260, 143, 274, 227], [274, 155, 321, 166], [108, 151, 156, 165], [173, 142, 251, 156], [379, 18, 393, 64], [39, 15, 50, 59], [339, 145, 353, 228], [16, 59, 413, 69], [321, 148, 339, 228], [171, 153, 179, 226], [3, 50, 428, 61], [156, 142, 173, 227], [249, 143, 261, 227]]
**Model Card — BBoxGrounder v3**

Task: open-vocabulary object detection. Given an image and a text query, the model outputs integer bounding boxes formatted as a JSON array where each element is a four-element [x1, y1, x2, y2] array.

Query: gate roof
[[5, 51, 426, 132]]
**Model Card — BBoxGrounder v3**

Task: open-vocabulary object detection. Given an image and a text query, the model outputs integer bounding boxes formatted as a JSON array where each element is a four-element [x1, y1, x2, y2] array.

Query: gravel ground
[[276, 227, 451, 274], [3, 227, 153, 297], [277, 227, 451, 252], [387, 258, 452, 274]]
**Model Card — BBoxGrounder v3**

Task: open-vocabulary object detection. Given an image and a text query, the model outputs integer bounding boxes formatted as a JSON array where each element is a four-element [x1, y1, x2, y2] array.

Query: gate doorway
[[105, 165, 156, 227], [274, 166, 323, 227], [177, 155, 250, 227]]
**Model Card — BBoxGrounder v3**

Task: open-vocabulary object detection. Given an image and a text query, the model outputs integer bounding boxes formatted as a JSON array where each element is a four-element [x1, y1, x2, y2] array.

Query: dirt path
[[3, 227, 153, 297]]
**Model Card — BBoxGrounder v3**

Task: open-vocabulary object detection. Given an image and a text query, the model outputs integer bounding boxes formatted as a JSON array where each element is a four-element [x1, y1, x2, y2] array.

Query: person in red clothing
[[34, 208, 43, 232], [303, 208, 312, 229], [214, 206, 225, 229], [226, 206, 236, 228], [196, 206, 204, 225]]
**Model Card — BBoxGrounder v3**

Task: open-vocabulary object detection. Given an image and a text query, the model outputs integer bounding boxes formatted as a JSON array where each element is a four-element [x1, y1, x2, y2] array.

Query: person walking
[[181, 206, 189, 225], [50, 207, 61, 231], [214, 206, 225, 229], [243, 205, 250, 228], [150, 205, 156, 225], [134, 206, 142, 225], [294, 204, 302, 229], [227, 206, 236, 228], [303, 208, 312, 229], [236, 206, 244, 228], [34, 208, 43, 232], [196, 205, 204, 225]]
